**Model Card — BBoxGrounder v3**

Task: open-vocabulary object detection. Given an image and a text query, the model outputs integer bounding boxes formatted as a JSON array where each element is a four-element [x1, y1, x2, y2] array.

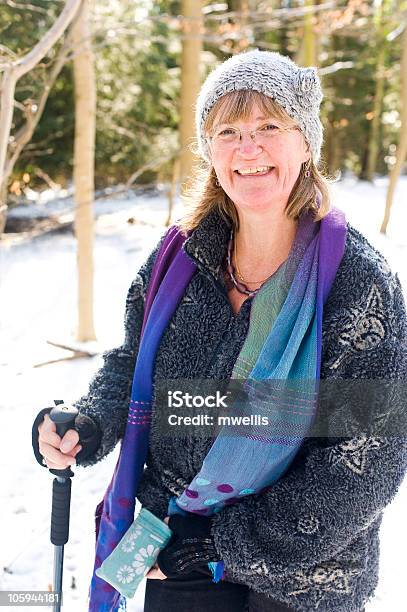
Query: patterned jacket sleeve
[[73, 235, 165, 468], [210, 266, 407, 587]]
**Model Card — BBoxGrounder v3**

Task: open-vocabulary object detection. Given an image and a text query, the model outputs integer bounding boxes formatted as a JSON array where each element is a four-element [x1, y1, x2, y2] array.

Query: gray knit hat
[[195, 49, 324, 164]]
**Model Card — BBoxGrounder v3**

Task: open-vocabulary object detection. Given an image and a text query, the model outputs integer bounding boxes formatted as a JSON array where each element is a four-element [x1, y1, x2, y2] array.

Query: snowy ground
[[1, 176, 406, 611]]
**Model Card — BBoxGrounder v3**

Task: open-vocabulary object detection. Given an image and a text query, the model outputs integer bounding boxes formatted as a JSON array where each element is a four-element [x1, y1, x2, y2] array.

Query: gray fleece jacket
[[73, 209, 407, 611]]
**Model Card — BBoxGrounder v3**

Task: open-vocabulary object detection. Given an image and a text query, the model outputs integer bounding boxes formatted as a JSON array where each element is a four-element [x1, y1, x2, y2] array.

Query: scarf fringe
[[208, 560, 225, 583]]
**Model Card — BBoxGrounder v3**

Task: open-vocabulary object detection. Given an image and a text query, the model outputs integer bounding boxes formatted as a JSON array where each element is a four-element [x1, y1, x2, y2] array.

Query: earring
[[215, 178, 220, 187], [304, 161, 311, 178]]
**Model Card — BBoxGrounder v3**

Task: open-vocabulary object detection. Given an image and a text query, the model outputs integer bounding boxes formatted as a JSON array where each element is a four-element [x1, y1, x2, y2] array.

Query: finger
[[40, 413, 57, 434], [43, 458, 70, 470], [146, 566, 167, 580], [145, 569, 159, 579], [73, 444, 82, 457], [51, 443, 82, 457], [39, 436, 82, 458], [38, 430, 62, 448], [60, 430, 80, 454], [154, 563, 167, 579], [39, 441, 76, 467], [163, 517, 169, 524], [39, 439, 81, 463]]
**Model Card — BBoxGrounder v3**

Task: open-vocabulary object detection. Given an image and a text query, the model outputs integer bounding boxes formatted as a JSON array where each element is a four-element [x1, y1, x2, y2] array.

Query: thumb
[[60, 430, 80, 453]]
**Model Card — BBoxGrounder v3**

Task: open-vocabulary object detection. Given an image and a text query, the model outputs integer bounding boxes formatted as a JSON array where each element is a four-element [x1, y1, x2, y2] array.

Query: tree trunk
[[365, 0, 388, 182], [365, 44, 386, 181], [296, 0, 318, 67], [303, 0, 317, 66], [179, 0, 203, 193], [381, 22, 407, 234], [72, 0, 96, 341]]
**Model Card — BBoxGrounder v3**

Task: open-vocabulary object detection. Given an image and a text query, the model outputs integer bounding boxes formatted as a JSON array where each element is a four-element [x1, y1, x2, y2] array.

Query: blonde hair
[[177, 90, 332, 233]]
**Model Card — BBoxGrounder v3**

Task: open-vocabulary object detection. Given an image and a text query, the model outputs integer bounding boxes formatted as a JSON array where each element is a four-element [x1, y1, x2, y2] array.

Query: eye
[[259, 123, 279, 132], [217, 128, 237, 137]]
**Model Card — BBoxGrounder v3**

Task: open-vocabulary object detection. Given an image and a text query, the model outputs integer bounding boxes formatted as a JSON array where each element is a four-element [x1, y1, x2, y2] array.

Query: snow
[[1, 176, 406, 611]]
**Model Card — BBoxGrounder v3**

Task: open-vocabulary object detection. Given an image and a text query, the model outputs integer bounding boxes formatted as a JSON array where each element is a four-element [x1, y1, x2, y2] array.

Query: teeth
[[237, 166, 272, 175]]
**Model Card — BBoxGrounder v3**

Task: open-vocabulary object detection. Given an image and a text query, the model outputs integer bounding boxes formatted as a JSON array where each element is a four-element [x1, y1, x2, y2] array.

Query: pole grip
[[51, 478, 72, 545]]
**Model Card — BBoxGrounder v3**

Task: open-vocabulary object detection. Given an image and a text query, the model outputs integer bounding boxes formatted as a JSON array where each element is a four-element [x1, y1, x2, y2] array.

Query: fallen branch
[[34, 353, 91, 368], [46, 339, 99, 355], [33, 339, 99, 368]]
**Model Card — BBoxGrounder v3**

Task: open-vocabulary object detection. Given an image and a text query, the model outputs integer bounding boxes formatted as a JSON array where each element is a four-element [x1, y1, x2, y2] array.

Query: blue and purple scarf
[[88, 206, 347, 611]]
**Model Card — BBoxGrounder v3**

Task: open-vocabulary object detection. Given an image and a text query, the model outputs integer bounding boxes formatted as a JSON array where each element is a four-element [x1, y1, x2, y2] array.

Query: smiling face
[[205, 92, 311, 219]]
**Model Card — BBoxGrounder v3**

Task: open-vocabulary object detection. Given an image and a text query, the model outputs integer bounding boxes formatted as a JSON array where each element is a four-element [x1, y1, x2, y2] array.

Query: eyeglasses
[[206, 123, 300, 151]]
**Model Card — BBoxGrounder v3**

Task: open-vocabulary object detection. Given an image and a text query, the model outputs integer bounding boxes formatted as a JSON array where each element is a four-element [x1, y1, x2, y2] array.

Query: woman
[[33, 50, 407, 612]]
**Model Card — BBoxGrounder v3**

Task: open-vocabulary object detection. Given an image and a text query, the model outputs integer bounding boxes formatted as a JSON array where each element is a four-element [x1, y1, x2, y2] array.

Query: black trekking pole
[[48, 400, 79, 612]]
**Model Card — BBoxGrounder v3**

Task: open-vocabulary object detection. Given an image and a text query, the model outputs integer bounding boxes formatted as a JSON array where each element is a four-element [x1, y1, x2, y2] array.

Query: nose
[[238, 131, 262, 155]]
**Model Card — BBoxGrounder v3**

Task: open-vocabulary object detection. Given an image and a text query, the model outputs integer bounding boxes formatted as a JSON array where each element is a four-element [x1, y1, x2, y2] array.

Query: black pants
[[143, 569, 294, 612]]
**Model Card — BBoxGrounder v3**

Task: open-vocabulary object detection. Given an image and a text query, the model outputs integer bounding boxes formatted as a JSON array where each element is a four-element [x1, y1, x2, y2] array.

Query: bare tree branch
[[125, 148, 182, 189], [5, 33, 73, 182], [14, 0, 81, 78], [319, 61, 355, 76], [5, 0, 48, 14], [0, 44, 18, 60]]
